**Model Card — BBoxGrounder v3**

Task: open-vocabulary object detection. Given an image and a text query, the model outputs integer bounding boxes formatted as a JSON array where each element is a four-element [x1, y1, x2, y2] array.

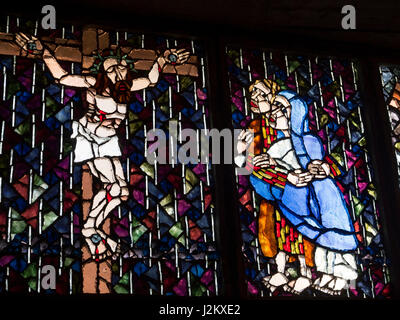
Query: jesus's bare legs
[[82, 157, 129, 261]]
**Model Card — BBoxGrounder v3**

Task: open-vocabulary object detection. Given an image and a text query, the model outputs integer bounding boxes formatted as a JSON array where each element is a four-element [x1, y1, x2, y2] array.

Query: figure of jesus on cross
[[15, 32, 190, 261]]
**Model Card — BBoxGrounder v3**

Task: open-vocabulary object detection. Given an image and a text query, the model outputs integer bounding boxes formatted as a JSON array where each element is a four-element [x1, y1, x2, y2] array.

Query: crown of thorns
[[90, 48, 137, 74]]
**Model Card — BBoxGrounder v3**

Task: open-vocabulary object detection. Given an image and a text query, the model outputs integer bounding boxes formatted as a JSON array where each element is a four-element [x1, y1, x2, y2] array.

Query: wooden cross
[[0, 25, 199, 294], [0, 26, 198, 76]]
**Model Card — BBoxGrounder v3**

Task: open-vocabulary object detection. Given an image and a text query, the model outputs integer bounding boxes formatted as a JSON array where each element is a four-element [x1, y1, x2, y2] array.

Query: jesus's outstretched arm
[[15, 32, 96, 88], [130, 48, 190, 91]]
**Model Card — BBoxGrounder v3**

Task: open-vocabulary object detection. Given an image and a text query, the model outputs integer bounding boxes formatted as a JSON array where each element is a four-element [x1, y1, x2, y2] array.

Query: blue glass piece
[[190, 264, 204, 277], [134, 261, 148, 276], [9, 258, 27, 272]]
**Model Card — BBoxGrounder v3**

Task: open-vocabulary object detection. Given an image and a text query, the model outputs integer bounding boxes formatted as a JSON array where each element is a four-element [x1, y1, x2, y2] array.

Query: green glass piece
[[288, 60, 301, 74], [178, 234, 186, 246], [15, 120, 31, 137], [43, 211, 58, 231], [157, 91, 169, 105], [132, 216, 141, 228], [287, 267, 298, 278], [129, 121, 144, 135], [22, 263, 37, 279], [331, 145, 345, 167], [32, 187, 46, 203], [64, 257, 73, 267], [191, 281, 207, 296], [180, 76, 194, 91], [352, 195, 364, 216], [11, 208, 22, 219], [119, 272, 130, 285], [112, 263, 119, 273], [169, 222, 183, 238], [63, 141, 73, 155], [132, 224, 147, 243], [0, 154, 10, 170], [6, 77, 22, 100], [45, 96, 59, 116], [128, 112, 139, 121], [11, 220, 27, 235], [28, 278, 37, 291], [33, 174, 48, 189], [114, 284, 129, 294]]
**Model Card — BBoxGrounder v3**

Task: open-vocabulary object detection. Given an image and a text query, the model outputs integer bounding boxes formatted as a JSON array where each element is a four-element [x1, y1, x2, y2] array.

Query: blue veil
[[250, 90, 358, 252]]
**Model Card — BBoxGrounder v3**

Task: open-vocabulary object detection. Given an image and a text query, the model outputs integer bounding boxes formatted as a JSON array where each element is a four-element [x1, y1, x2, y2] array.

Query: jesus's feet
[[82, 228, 121, 261]]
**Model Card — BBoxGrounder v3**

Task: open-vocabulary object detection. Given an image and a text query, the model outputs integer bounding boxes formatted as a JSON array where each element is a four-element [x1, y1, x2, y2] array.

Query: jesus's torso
[[78, 88, 128, 138]]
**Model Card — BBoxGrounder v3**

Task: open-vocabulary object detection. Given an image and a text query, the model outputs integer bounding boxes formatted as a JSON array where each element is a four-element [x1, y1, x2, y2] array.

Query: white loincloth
[[71, 120, 122, 163]]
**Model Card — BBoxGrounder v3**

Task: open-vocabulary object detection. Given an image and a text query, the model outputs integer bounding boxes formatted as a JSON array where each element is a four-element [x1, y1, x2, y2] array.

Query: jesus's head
[[92, 50, 136, 104]]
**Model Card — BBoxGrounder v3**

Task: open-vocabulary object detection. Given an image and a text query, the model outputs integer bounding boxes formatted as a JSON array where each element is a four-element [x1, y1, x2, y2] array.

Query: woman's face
[[268, 106, 290, 130], [250, 82, 290, 130], [250, 82, 273, 114]]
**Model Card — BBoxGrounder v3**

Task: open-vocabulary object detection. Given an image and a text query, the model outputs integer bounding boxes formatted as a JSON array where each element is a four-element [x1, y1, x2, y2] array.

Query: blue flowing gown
[[250, 90, 358, 252]]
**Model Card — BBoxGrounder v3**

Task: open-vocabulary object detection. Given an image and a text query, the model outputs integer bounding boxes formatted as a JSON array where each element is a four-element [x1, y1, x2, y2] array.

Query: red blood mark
[[106, 191, 112, 203], [95, 247, 99, 261], [158, 66, 162, 72], [98, 110, 107, 122]]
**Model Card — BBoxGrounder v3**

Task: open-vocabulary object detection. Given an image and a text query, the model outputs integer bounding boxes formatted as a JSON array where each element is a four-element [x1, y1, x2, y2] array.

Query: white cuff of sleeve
[[234, 154, 246, 167]]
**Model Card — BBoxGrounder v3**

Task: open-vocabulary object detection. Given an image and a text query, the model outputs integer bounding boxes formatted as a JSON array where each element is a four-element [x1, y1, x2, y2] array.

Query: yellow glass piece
[[278, 238, 283, 250], [160, 193, 172, 207], [140, 162, 154, 179]]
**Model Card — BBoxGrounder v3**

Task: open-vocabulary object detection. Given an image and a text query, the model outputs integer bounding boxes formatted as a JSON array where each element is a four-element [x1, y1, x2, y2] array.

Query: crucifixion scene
[[0, 16, 219, 294], [0, 4, 394, 301]]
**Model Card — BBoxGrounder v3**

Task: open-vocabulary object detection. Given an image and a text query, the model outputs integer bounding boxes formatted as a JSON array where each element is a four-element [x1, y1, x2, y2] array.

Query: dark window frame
[[2, 4, 400, 300]]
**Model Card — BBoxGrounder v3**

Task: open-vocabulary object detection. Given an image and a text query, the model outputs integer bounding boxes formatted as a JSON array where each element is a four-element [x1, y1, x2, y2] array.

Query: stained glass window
[[379, 65, 400, 186], [228, 47, 390, 298], [0, 15, 220, 295]]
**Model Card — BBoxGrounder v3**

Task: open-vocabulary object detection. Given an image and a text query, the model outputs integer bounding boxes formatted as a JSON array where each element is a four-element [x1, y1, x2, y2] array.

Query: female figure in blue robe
[[236, 79, 359, 294]]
